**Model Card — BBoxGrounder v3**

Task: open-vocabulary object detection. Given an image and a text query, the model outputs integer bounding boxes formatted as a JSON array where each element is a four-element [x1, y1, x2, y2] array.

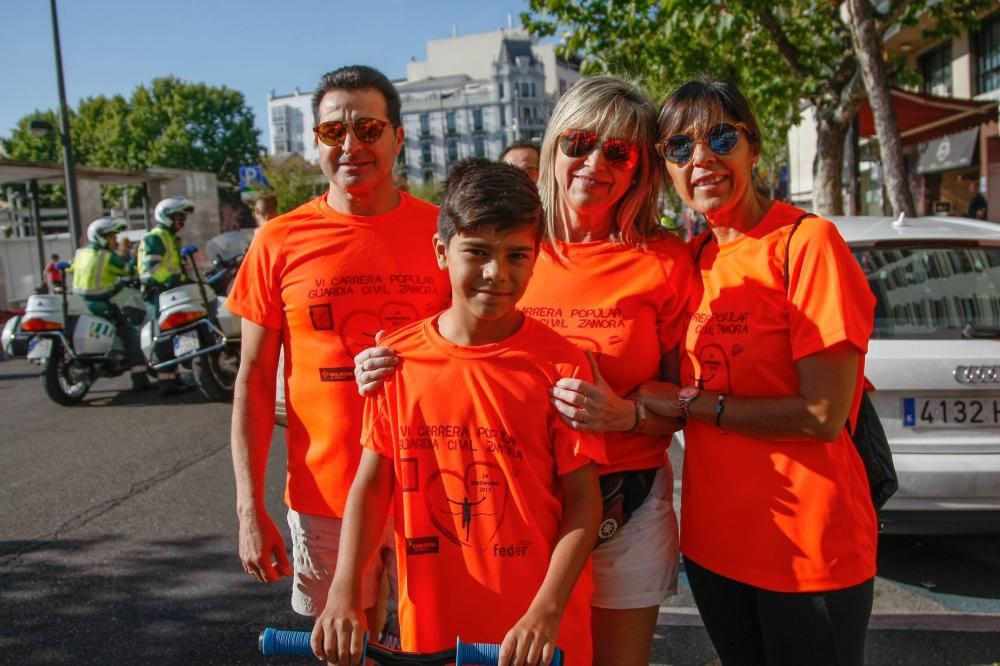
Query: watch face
[[679, 387, 701, 401]]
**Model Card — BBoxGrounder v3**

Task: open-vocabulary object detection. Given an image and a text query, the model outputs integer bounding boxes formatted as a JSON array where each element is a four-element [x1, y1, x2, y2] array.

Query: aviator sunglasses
[[657, 122, 750, 165], [313, 117, 394, 147], [559, 129, 639, 169]]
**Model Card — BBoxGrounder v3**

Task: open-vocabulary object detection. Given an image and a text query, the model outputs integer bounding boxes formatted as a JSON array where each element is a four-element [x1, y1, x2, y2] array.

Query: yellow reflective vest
[[69, 246, 132, 299], [138, 224, 182, 285]]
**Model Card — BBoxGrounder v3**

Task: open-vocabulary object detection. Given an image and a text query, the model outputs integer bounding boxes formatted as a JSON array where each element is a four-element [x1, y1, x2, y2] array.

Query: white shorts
[[591, 465, 680, 609], [286, 508, 396, 617]]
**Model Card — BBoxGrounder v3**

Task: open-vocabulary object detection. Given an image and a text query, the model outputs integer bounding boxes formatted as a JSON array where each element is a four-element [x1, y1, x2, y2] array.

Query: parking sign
[[238, 164, 269, 191]]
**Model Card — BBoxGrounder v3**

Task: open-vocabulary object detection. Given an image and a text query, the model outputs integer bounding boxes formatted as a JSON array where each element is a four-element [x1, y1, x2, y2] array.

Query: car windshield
[[852, 243, 1000, 339]]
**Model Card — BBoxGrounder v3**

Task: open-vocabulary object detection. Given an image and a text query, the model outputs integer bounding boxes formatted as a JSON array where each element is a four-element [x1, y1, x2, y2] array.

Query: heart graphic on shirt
[[425, 461, 508, 551]]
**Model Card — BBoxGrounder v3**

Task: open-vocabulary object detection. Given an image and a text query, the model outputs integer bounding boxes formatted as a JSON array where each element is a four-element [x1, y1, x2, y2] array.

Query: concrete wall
[[145, 168, 221, 260], [0, 233, 74, 309]]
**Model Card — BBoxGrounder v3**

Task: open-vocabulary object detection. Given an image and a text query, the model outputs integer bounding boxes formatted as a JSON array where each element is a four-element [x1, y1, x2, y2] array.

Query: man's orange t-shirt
[[519, 236, 693, 473], [363, 315, 605, 665], [227, 193, 449, 517], [680, 201, 878, 593]]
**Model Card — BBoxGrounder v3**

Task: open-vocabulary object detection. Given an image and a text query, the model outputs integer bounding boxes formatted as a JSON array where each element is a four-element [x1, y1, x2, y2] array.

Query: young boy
[[311, 159, 604, 666]]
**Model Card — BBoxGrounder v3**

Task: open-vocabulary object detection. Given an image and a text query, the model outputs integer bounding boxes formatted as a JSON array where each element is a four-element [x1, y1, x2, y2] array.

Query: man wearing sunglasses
[[227, 66, 449, 637]]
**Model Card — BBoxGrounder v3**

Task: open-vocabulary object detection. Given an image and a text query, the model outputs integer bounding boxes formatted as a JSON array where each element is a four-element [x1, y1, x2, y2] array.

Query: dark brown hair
[[499, 139, 540, 161], [658, 78, 761, 152], [311, 65, 401, 125], [438, 158, 542, 245]]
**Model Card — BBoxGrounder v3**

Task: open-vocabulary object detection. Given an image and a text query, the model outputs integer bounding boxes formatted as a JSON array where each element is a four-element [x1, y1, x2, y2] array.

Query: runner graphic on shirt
[[426, 462, 508, 550], [447, 495, 489, 541]]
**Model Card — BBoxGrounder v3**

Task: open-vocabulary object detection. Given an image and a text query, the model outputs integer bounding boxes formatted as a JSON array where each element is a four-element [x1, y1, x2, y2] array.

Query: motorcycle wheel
[[42, 338, 92, 405], [193, 343, 239, 402]]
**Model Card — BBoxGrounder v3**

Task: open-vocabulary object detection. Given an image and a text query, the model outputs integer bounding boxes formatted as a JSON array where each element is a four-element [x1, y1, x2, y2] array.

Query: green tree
[[260, 155, 325, 213], [2, 76, 263, 193], [523, 0, 990, 215]]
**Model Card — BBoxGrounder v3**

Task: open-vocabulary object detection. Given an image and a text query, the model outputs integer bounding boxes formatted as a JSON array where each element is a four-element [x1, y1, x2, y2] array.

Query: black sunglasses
[[313, 117, 394, 146], [657, 122, 750, 165], [559, 129, 639, 169]]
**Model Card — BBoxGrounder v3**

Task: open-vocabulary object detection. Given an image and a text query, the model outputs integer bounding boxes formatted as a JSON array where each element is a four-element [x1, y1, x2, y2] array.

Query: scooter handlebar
[[258, 628, 564, 665]]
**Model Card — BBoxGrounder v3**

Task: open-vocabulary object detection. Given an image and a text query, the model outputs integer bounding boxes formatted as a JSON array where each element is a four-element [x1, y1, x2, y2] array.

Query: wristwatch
[[678, 387, 702, 422]]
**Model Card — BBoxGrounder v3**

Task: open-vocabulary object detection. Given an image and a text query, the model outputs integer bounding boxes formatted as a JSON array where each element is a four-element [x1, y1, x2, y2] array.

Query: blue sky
[[0, 0, 537, 150]]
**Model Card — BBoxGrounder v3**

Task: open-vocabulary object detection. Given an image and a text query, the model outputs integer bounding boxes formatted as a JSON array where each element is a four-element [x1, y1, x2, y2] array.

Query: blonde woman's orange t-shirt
[[680, 201, 878, 592], [519, 236, 693, 474], [363, 315, 605, 664], [227, 193, 449, 518]]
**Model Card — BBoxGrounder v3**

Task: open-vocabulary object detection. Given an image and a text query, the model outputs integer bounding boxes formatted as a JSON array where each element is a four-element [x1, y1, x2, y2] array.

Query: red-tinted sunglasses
[[313, 117, 395, 146], [558, 129, 639, 169]]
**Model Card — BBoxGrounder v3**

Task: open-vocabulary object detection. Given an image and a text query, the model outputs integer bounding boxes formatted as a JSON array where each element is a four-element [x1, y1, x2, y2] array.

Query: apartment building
[[265, 26, 580, 184]]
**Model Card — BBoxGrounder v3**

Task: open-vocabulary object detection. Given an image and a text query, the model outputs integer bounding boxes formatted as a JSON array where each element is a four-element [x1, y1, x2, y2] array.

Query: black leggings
[[684, 555, 873, 666]]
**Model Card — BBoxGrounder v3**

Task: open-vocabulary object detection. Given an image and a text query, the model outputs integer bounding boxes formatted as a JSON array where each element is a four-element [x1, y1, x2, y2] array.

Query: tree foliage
[[260, 155, 326, 214], [2, 77, 263, 189], [523, 0, 991, 215]]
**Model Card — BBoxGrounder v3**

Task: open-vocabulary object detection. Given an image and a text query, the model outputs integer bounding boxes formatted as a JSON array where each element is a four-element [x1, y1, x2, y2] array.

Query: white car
[[831, 214, 1000, 533]]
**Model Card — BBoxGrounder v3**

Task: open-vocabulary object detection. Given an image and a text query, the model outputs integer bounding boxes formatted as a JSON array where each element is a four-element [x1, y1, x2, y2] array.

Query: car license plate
[[26, 337, 51, 361], [903, 397, 1000, 428], [172, 331, 200, 357]]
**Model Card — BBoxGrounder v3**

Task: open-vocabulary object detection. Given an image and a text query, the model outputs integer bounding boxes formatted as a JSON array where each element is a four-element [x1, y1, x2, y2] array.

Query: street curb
[[658, 608, 1000, 633]]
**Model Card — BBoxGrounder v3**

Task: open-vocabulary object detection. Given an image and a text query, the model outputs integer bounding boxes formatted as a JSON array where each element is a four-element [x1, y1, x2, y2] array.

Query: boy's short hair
[[438, 158, 542, 246]]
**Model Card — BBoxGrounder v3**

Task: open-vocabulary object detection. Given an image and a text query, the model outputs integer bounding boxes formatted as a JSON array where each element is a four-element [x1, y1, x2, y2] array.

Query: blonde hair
[[537, 76, 663, 248]]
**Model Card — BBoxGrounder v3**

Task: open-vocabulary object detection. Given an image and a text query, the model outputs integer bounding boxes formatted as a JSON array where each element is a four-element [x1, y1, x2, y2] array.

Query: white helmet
[[87, 216, 127, 249], [154, 196, 195, 226]]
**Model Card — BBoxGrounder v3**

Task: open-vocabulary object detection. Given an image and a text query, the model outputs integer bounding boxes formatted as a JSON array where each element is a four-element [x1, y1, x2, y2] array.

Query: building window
[[447, 139, 459, 161], [530, 82, 537, 98], [423, 169, 434, 185], [975, 12, 1000, 94], [420, 114, 430, 135], [499, 82, 504, 99], [521, 82, 531, 97], [474, 136, 486, 157], [522, 107, 531, 122], [473, 108, 484, 131], [500, 106, 506, 127], [919, 43, 952, 96], [446, 111, 457, 134], [421, 142, 432, 164]]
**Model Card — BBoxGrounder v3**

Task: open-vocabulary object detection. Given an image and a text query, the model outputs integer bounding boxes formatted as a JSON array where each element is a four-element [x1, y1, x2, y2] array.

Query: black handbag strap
[[691, 212, 815, 279]]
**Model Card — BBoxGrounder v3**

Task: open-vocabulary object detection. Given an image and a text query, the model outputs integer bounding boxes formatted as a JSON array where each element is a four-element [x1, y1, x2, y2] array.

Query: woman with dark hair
[[355, 76, 693, 665], [637, 77, 877, 665]]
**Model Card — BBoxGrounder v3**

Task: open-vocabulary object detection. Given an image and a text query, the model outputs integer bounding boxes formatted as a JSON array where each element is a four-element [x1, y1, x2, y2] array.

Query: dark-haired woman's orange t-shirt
[[680, 201, 878, 593]]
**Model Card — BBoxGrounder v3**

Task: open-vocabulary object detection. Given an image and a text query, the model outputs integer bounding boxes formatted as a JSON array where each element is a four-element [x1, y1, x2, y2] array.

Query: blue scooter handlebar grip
[[258, 628, 370, 662], [259, 628, 312, 656], [455, 637, 564, 666]]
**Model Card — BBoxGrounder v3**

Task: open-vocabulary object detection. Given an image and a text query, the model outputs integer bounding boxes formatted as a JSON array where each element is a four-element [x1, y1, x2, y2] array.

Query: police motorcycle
[[22, 265, 150, 405], [141, 240, 244, 402]]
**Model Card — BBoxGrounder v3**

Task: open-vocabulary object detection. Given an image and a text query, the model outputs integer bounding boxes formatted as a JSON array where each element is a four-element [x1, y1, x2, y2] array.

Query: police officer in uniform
[[69, 217, 151, 391], [138, 196, 195, 395]]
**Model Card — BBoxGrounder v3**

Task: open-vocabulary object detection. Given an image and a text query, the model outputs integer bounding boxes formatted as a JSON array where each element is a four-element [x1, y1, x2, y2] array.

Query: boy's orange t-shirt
[[519, 236, 693, 473], [226, 193, 449, 517], [363, 315, 605, 665], [680, 201, 878, 593]]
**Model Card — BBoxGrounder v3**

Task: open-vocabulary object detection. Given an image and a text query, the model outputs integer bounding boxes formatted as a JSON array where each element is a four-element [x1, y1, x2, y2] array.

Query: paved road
[[1, 357, 999, 665]]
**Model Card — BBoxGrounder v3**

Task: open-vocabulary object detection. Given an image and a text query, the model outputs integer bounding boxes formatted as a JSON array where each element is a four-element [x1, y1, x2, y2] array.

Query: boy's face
[[433, 224, 538, 329]]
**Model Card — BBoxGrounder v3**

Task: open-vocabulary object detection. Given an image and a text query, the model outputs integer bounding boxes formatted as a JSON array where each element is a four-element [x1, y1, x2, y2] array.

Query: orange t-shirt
[[227, 193, 449, 517], [680, 201, 878, 593], [519, 236, 692, 473], [363, 315, 605, 665]]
